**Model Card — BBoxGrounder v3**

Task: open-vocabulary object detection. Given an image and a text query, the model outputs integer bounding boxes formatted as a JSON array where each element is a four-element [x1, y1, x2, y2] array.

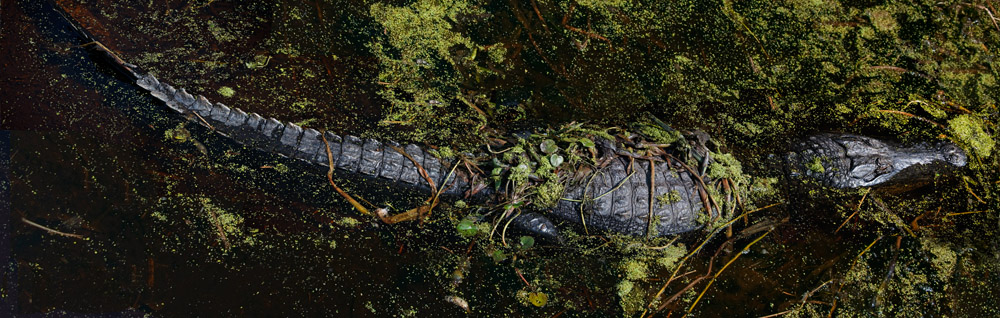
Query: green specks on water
[[949, 114, 994, 158], [272, 163, 290, 173], [336, 217, 361, 228], [291, 99, 316, 110], [532, 158, 565, 209], [207, 20, 236, 42], [217, 86, 236, 98]]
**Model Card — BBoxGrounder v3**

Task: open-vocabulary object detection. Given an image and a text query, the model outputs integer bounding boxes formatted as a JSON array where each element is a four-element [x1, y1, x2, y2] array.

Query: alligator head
[[784, 133, 967, 188]]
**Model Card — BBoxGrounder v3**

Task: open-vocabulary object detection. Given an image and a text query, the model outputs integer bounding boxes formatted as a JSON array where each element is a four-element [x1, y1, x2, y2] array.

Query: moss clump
[[707, 152, 744, 180], [621, 259, 649, 281], [217, 86, 235, 98], [164, 125, 191, 142], [655, 190, 681, 208], [805, 156, 825, 173], [949, 114, 994, 158]]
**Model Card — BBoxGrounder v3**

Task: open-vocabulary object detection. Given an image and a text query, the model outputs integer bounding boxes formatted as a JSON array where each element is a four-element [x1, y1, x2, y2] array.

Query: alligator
[[56, 6, 968, 241]]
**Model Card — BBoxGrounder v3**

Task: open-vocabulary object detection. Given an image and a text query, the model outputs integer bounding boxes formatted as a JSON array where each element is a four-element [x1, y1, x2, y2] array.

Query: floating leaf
[[491, 250, 507, 262], [549, 154, 564, 167], [539, 139, 558, 154], [519, 236, 535, 249], [456, 219, 478, 236], [527, 291, 548, 307]]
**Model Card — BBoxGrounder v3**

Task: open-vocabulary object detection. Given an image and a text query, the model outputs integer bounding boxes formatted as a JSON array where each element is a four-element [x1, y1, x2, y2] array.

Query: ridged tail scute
[[133, 71, 487, 199]]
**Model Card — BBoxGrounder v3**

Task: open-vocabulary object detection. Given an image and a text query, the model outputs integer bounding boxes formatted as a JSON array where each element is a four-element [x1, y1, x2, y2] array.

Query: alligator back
[[552, 156, 708, 237]]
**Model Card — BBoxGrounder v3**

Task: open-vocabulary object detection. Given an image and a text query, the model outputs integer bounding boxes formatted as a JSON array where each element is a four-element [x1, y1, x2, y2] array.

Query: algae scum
[[6, 0, 999, 317]]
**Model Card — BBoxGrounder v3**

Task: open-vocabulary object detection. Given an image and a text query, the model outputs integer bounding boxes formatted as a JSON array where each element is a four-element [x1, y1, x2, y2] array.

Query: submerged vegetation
[[13, 0, 999, 317]]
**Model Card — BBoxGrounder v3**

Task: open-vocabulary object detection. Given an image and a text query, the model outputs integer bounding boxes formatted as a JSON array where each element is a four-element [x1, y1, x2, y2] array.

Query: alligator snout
[[786, 134, 967, 188]]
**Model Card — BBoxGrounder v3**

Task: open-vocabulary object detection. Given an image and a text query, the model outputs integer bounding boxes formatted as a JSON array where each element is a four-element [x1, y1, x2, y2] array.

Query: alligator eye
[[946, 151, 968, 167]]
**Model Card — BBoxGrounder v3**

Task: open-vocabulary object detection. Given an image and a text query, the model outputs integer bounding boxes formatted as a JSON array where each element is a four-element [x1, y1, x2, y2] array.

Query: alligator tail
[[51, 0, 486, 205], [133, 73, 484, 198]]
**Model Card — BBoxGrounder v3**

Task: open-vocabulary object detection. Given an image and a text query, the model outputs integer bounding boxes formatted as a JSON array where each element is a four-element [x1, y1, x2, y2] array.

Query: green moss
[[949, 114, 994, 158], [805, 156, 825, 173], [706, 152, 744, 180], [636, 122, 682, 145], [655, 190, 681, 208], [621, 259, 648, 281], [164, 124, 191, 142], [216, 86, 235, 98], [921, 236, 957, 279], [431, 146, 455, 159], [655, 244, 687, 270]]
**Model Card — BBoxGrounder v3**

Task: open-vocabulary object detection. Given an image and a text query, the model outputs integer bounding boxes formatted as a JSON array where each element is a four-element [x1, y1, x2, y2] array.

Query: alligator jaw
[[787, 134, 967, 188]]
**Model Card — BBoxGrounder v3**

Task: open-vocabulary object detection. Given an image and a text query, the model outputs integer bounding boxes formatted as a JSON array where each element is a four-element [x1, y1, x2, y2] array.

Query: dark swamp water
[[2, 0, 999, 317]]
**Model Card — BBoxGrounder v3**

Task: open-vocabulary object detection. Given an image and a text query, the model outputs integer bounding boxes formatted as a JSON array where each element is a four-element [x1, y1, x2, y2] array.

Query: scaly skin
[[552, 156, 707, 237], [784, 133, 967, 188], [59, 4, 967, 239], [135, 71, 487, 200]]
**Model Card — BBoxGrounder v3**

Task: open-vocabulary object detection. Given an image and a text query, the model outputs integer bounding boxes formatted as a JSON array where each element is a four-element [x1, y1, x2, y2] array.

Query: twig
[[875, 109, 947, 130], [828, 236, 884, 318], [514, 267, 532, 287], [21, 217, 86, 240], [946, 210, 988, 216], [388, 144, 436, 190], [190, 111, 216, 131], [835, 188, 869, 233], [667, 154, 721, 221], [529, 0, 550, 32], [323, 134, 370, 215], [202, 206, 232, 250], [644, 203, 781, 315], [647, 159, 656, 238], [975, 4, 1000, 33], [687, 228, 774, 314], [561, 3, 612, 47]]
